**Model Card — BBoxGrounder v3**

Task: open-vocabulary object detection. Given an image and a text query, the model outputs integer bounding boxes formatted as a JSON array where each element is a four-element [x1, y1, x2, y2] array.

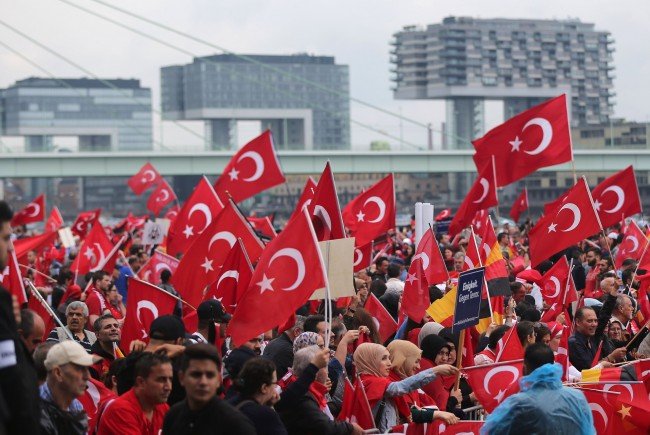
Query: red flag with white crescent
[[308, 162, 345, 241], [353, 242, 373, 273], [146, 178, 176, 216], [288, 177, 317, 222], [11, 194, 45, 227], [509, 188, 528, 223], [203, 239, 253, 313], [128, 162, 161, 195], [464, 359, 523, 413], [591, 166, 642, 229], [69, 222, 113, 276], [213, 130, 286, 203], [414, 229, 449, 285], [342, 174, 395, 247], [449, 164, 498, 236], [616, 220, 648, 269], [71, 209, 101, 239], [138, 250, 179, 285], [44, 206, 64, 232], [0, 249, 27, 305]]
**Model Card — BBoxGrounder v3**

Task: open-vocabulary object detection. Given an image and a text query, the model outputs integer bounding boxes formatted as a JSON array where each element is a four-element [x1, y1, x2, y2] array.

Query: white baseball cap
[[44, 340, 95, 370]]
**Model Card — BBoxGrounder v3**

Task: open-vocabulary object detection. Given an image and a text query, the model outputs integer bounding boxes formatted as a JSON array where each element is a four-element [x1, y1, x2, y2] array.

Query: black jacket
[[228, 399, 288, 435], [162, 396, 256, 435], [263, 333, 294, 378], [39, 399, 88, 435]]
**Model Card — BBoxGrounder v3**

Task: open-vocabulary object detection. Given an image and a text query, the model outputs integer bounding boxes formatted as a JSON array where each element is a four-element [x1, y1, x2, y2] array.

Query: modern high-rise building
[[0, 77, 153, 151], [390, 17, 615, 148], [161, 53, 350, 150]]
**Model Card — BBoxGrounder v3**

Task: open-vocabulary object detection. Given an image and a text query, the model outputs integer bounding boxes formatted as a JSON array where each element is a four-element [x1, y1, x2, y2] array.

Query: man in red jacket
[[97, 352, 172, 435]]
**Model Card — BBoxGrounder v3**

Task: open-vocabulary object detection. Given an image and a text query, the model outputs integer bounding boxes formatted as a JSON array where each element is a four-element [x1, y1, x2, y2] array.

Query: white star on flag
[[257, 274, 275, 294], [509, 136, 522, 152], [593, 200, 602, 211], [406, 273, 418, 285], [182, 225, 194, 239], [356, 211, 365, 222], [84, 247, 95, 260], [200, 257, 214, 273], [495, 389, 507, 403], [547, 223, 557, 233], [228, 168, 239, 181]]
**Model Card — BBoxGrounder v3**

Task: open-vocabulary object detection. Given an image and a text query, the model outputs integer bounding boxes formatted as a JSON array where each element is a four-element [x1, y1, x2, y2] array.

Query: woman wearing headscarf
[[387, 340, 459, 427], [417, 322, 445, 347], [438, 328, 477, 415], [353, 343, 458, 433], [418, 334, 458, 413]]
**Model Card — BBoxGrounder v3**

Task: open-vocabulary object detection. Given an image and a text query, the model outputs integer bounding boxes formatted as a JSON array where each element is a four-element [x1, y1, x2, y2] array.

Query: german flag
[[426, 286, 456, 327], [475, 219, 508, 331], [581, 366, 623, 382]]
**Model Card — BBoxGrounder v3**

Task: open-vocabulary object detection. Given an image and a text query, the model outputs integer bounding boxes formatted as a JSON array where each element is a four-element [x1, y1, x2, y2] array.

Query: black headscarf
[[420, 334, 450, 363]]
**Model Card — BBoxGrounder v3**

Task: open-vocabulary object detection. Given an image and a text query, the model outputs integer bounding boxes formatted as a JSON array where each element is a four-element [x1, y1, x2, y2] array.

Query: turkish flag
[[352, 242, 373, 273], [128, 162, 161, 195], [464, 359, 523, 413], [449, 165, 498, 236], [494, 324, 524, 362], [44, 206, 64, 232], [539, 257, 571, 304], [463, 229, 482, 271], [435, 208, 452, 221], [164, 204, 180, 223], [428, 421, 484, 435], [227, 208, 326, 346], [78, 378, 116, 429], [126, 214, 148, 233], [342, 174, 395, 247], [0, 249, 28, 305], [414, 229, 449, 285], [11, 194, 45, 227], [172, 200, 264, 308], [528, 178, 601, 267], [71, 209, 101, 239], [204, 239, 254, 313], [138, 250, 179, 284], [578, 387, 616, 435], [309, 162, 345, 241], [471, 209, 490, 234], [27, 293, 55, 341], [591, 166, 642, 229], [70, 222, 114, 275], [288, 177, 317, 222], [247, 216, 277, 240], [616, 221, 648, 269], [364, 293, 397, 343], [166, 176, 224, 257], [509, 188, 528, 223], [473, 94, 572, 187], [146, 178, 176, 216], [337, 378, 374, 430], [543, 187, 571, 216], [13, 231, 57, 264], [555, 325, 570, 381], [611, 396, 650, 434], [402, 258, 430, 323], [121, 277, 179, 352], [213, 130, 286, 203]]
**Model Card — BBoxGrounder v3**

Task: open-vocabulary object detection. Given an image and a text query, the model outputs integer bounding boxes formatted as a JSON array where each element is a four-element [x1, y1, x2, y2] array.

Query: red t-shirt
[[86, 288, 123, 321], [97, 388, 168, 435]]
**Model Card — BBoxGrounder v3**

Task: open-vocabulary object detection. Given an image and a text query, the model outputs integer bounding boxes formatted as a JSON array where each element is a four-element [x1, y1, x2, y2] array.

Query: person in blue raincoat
[[481, 343, 595, 435]]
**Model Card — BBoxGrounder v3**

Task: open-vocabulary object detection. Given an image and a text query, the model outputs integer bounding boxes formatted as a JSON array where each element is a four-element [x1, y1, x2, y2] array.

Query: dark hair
[[369, 280, 387, 298], [160, 269, 172, 283], [575, 306, 595, 322], [235, 357, 276, 398], [0, 201, 13, 224], [387, 264, 401, 279], [134, 352, 172, 380], [19, 309, 36, 338], [510, 282, 524, 294], [353, 308, 381, 344], [497, 233, 508, 244], [105, 358, 127, 390], [421, 334, 450, 362], [93, 314, 117, 333], [303, 315, 325, 333], [128, 256, 139, 266], [429, 285, 444, 304], [516, 321, 535, 345], [585, 247, 602, 258], [57, 269, 73, 285], [488, 325, 511, 350], [93, 270, 109, 283], [34, 342, 56, 382], [524, 343, 555, 373], [534, 324, 551, 344], [375, 256, 388, 268], [180, 343, 221, 372]]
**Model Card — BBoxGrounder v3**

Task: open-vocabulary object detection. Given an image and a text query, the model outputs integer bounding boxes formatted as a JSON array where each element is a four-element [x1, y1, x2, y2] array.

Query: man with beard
[[583, 247, 603, 299]]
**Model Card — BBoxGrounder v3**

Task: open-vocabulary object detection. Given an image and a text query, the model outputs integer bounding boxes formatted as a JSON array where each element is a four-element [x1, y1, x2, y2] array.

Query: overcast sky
[[1, 0, 648, 150]]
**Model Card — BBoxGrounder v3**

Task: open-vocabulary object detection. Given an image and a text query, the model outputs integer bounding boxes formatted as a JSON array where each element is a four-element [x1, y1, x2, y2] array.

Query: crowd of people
[[3, 195, 650, 435]]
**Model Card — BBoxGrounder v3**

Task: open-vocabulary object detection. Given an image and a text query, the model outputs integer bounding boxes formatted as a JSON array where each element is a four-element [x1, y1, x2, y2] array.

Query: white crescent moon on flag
[[522, 117, 553, 155], [412, 253, 430, 271], [628, 236, 639, 253], [603, 383, 634, 400], [25, 203, 40, 218], [363, 196, 386, 223], [86, 381, 101, 409], [557, 203, 581, 232], [208, 231, 237, 251], [589, 403, 608, 431], [547, 276, 561, 299], [473, 178, 489, 203], [353, 249, 363, 267], [157, 189, 170, 202], [187, 203, 212, 233], [483, 366, 519, 397], [464, 256, 475, 270], [136, 300, 159, 338], [482, 242, 491, 260], [313, 205, 332, 231], [601, 185, 625, 213], [90, 243, 106, 271], [269, 248, 305, 291], [237, 151, 265, 182], [217, 270, 239, 289], [142, 169, 156, 183], [155, 263, 172, 273]]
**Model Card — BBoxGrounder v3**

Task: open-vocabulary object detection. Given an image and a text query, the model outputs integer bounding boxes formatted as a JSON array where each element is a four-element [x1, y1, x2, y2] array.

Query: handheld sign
[[452, 267, 485, 333]]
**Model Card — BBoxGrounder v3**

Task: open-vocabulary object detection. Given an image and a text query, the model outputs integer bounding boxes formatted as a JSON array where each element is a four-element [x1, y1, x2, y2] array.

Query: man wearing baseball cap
[[189, 300, 231, 349], [39, 340, 96, 434]]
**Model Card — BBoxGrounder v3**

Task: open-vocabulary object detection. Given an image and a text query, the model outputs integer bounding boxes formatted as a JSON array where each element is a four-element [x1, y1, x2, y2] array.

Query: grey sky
[[1, 0, 648, 150]]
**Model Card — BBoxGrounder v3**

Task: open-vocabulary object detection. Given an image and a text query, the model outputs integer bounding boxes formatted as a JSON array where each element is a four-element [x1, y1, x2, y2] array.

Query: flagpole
[[26, 280, 73, 339], [470, 225, 495, 323], [144, 279, 197, 311], [630, 239, 649, 290], [524, 184, 530, 223], [582, 176, 615, 261], [491, 155, 501, 222]]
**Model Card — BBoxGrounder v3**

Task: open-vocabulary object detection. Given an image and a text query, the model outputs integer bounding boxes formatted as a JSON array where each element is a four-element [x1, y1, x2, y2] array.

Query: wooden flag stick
[[18, 264, 57, 284], [26, 280, 72, 339], [454, 328, 465, 390]]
